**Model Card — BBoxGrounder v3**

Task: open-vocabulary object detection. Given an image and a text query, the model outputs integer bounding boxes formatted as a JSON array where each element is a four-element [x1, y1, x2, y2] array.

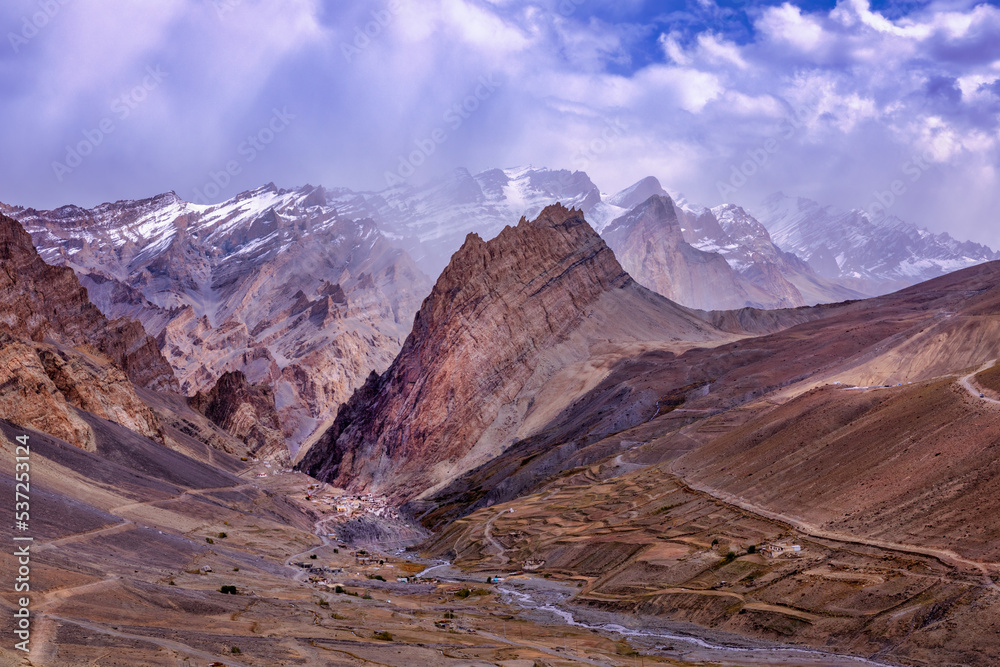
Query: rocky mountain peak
[[296, 204, 718, 501], [713, 204, 773, 246], [519, 202, 582, 229], [607, 176, 669, 210], [0, 213, 176, 390], [189, 370, 286, 462]]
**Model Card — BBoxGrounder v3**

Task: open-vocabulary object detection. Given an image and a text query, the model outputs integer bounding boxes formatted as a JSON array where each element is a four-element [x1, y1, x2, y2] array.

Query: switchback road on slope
[[958, 360, 1000, 405]]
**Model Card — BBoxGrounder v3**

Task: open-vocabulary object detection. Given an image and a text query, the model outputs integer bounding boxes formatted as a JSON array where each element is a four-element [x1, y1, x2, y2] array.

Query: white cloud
[[5, 0, 1000, 249], [756, 3, 827, 54]]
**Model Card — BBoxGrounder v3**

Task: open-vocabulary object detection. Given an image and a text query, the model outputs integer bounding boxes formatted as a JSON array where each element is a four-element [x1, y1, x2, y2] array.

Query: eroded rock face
[[299, 204, 722, 501], [0, 212, 177, 392], [11, 188, 431, 455], [0, 213, 172, 448], [602, 195, 819, 311], [189, 371, 286, 462], [603, 196, 757, 310]]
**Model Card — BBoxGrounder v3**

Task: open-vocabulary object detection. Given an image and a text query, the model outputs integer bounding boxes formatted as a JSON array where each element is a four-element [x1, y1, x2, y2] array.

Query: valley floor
[[1, 422, 874, 667], [427, 433, 1000, 667]]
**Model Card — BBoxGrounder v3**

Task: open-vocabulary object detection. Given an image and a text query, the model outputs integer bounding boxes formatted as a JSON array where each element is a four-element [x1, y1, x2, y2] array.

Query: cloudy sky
[[2, 0, 1000, 247]]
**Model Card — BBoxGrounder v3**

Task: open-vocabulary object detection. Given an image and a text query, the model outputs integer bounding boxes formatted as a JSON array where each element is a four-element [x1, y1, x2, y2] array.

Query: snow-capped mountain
[[8, 169, 997, 457], [325, 166, 627, 276], [755, 193, 1000, 295], [5, 184, 431, 454], [601, 184, 860, 310]]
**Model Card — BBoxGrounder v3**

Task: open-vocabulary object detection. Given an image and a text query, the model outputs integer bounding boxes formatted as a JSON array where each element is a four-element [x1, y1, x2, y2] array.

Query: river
[[404, 556, 899, 667]]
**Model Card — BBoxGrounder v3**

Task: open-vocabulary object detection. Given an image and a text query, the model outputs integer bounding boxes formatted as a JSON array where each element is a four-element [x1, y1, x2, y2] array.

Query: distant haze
[[1, 0, 999, 249]]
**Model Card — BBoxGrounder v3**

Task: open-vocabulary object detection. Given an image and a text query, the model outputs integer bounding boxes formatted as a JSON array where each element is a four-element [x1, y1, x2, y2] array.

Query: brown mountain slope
[[0, 212, 176, 392], [12, 186, 432, 455], [298, 204, 729, 501], [674, 378, 1000, 561], [0, 213, 176, 448], [420, 260, 1000, 526]]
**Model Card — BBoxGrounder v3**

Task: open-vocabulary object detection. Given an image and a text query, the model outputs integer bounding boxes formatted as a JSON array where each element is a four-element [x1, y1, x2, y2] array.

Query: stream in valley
[[404, 556, 899, 667]]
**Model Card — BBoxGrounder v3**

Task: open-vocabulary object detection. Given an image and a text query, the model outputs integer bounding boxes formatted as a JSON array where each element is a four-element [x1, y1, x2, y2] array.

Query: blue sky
[[2, 0, 1000, 247]]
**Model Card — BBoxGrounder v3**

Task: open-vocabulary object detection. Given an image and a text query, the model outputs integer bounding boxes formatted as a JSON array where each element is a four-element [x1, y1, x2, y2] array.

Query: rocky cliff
[[602, 196, 763, 310], [298, 204, 724, 501], [0, 213, 173, 447], [11, 186, 431, 455], [189, 370, 286, 462]]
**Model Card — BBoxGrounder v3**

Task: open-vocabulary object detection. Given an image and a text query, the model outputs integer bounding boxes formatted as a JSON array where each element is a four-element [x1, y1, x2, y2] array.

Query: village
[[251, 459, 402, 521]]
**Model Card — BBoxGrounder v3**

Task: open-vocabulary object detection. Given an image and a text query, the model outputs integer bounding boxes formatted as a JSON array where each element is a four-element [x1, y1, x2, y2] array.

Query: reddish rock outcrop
[[0, 212, 177, 392], [0, 213, 172, 446], [299, 204, 723, 501], [189, 371, 286, 462], [12, 187, 431, 455]]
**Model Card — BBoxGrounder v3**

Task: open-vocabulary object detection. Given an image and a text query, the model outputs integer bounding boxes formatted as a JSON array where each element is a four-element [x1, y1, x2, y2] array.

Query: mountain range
[[4, 173, 1000, 665], [757, 191, 1000, 295], [298, 203, 727, 501], [4, 185, 431, 454], [8, 166, 994, 460]]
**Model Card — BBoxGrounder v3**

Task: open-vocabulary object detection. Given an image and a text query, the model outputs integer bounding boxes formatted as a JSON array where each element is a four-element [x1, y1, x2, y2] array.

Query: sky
[[2, 0, 1000, 247]]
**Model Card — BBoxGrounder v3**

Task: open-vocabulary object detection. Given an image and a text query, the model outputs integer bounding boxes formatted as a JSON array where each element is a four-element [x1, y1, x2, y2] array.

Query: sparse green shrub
[[168, 580, 176, 586], [333, 548, 339, 554], [206, 537, 214, 544], [309, 554, 318, 559], [747, 545, 756, 554], [711, 538, 719, 547], [721, 551, 737, 565], [368, 574, 385, 581], [231, 647, 241, 654], [373, 630, 393, 641], [454, 588, 471, 599], [218, 532, 227, 539], [233, 567, 240, 571], [471, 588, 490, 596], [362, 593, 373, 600], [219, 585, 238, 595], [335, 585, 345, 594]]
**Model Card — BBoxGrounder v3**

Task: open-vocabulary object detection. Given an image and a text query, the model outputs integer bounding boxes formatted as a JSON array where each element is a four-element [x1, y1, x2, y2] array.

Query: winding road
[[670, 471, 1000, 594], [482, 508, 511, 566], [958, 360, 1000, 405]]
